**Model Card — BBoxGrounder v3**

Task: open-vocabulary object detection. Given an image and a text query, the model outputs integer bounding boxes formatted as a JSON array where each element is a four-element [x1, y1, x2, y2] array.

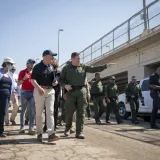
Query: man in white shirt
[[5, 65, 20, 125]]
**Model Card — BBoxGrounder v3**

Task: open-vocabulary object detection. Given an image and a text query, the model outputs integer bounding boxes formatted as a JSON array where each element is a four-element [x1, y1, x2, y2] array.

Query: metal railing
[[60, 0, 160, 69]]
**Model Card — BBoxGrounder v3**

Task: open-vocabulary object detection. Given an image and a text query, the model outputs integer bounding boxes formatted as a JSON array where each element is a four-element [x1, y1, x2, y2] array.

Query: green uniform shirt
[[105, 82, 118, 98], [59, 63, 107, 87], [90, 79, 103, 94], [125, 82, 143, 98]]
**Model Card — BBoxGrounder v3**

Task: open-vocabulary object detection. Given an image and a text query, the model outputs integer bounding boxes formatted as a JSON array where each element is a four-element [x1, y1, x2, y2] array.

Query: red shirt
[[18, 69, 34, 91]]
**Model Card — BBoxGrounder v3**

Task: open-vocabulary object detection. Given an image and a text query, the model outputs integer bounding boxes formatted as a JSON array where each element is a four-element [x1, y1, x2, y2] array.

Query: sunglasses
[[6, 62, 13, 65], [111, 79, 115, 81]]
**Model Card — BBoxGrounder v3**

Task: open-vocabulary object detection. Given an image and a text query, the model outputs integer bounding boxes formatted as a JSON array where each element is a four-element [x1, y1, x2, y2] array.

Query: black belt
[[22, 90, 33, 92], [70, 85, 86, 91], [108, 97, 117, 101]]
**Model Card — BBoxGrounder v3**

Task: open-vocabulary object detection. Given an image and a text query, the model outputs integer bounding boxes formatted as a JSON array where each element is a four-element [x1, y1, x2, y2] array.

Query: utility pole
[[58, 29, 64, 62]]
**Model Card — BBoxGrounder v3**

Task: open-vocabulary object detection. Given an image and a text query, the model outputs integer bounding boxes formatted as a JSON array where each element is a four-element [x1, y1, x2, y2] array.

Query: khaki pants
[[5, 92, 19, 123], [34, 88, 55, 136]]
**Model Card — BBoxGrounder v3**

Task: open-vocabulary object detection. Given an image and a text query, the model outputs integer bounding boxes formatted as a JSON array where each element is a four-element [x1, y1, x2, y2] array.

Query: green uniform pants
[[59, 98, 66, 123], [106, 100, 121, 123], [129, 99, 139, 122], [65, 88, 87, 134], [93, 96, 106, 121]]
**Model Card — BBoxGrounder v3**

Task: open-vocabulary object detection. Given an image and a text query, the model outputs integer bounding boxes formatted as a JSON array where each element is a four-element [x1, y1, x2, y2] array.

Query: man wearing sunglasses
[[105, 76, 123, 124], [125, 76, 144, 124]]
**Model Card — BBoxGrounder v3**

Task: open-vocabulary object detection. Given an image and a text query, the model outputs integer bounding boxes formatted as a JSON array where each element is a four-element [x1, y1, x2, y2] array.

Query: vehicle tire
[[143, 116, 151, 122], [117, 103, 130, 120]]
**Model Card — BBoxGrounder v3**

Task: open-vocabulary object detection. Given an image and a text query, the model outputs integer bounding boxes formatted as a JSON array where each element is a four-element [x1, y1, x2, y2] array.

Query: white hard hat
[[3, 57, 15, 64]]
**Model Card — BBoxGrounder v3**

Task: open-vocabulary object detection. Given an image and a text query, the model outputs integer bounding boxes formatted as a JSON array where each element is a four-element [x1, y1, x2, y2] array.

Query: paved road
[[0, 114, 160, 160]]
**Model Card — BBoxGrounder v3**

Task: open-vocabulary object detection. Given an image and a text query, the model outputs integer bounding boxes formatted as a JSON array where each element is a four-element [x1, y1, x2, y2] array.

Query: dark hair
[[95, 73, 100, 77], [132, 76, 136, 79], [2, 62, 6, 67], [71, 52, 80, 58]]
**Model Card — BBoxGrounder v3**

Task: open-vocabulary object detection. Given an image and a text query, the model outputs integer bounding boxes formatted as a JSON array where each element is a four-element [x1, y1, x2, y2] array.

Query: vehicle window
[[141, 79, 150, 91]]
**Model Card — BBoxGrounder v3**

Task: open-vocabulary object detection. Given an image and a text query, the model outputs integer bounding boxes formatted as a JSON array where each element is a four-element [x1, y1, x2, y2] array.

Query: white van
[[117, 78, 159, 122]]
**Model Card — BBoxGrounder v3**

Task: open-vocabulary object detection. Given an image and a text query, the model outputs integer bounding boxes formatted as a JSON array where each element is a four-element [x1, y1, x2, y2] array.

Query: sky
[[0, 0, 154, 73]]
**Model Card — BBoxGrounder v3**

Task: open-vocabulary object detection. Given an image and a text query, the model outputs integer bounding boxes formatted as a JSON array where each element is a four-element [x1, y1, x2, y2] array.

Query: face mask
[[7, 64, 13, 70]]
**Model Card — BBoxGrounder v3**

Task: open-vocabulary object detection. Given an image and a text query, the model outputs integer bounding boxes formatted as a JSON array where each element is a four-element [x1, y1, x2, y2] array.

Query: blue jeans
[[0, 95, 9, 134], [20, 90, 35, 128]]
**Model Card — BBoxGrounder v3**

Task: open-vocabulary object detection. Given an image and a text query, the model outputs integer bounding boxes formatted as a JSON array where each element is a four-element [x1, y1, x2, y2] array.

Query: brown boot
[[48, 134, 59, 142], [10, 120, 16, 125]]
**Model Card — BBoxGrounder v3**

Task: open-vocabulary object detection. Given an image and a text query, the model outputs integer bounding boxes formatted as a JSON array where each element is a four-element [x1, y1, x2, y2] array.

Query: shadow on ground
[[0, 138, 56, 145]]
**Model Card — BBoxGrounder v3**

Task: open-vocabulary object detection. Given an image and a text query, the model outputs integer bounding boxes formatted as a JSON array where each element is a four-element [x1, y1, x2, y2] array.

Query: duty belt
[[108, 97, 118, 102], [127, 95, 138, 102]]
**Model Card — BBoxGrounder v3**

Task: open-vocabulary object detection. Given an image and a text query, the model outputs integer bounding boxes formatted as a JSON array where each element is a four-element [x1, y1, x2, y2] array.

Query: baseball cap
[[71, 52, 80, 58], [27, 59, 36, 64], [3, 57, 15, 64], [42, 50, 57, 57]]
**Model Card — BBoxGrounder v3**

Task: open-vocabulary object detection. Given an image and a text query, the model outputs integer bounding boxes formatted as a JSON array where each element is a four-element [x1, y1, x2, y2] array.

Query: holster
[[127, 96, 138, 102], [108, 97, 117, 102], [150, 90, 159, 100]]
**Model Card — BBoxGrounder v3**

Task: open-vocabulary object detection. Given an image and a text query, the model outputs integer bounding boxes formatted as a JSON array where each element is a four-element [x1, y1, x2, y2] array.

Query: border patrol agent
[[90, 73, 106, 124], [125, 76, 144, 124], [59, 52, 115, 139], [105, 76, 123, 124]]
